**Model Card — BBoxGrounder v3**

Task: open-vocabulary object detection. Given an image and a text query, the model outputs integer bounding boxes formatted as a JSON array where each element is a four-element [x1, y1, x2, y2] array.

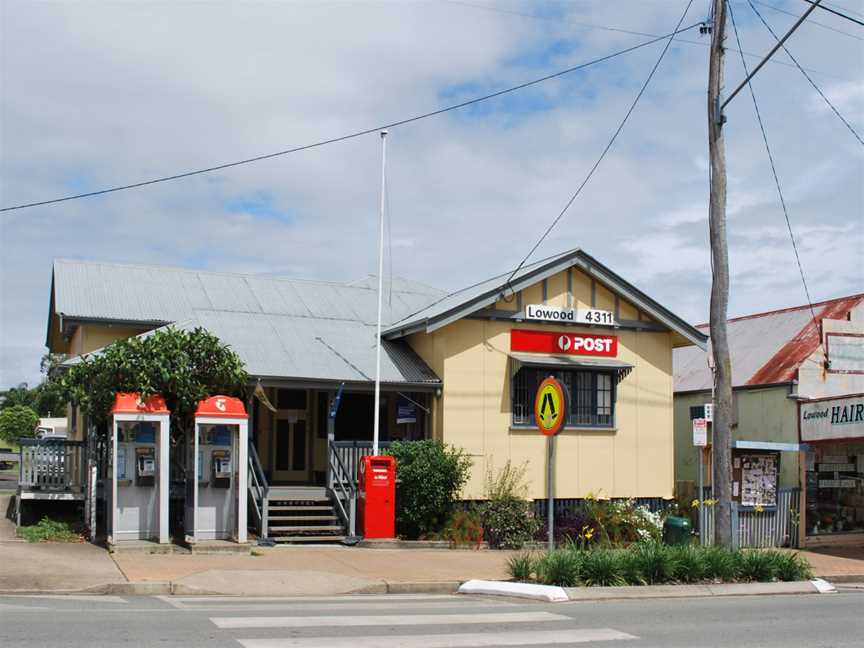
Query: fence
[[698, 487, 800, 548], [18, 439, 86, 493]]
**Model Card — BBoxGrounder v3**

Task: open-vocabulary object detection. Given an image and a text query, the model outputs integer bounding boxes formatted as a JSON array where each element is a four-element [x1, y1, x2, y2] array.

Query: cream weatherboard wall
[[408, 267, 676, 501]]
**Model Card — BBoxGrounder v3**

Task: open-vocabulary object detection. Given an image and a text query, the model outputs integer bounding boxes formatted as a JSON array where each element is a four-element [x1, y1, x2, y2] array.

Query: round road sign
[[534, 376, 566, 436]]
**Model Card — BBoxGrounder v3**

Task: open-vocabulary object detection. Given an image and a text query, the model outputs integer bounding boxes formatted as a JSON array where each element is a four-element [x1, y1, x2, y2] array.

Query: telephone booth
[[186, 396, 248, 543], [108, 393, 170, 544]]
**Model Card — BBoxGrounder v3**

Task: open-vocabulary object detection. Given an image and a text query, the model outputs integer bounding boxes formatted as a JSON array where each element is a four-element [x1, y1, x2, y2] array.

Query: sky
[[1, 0, 862, 388]]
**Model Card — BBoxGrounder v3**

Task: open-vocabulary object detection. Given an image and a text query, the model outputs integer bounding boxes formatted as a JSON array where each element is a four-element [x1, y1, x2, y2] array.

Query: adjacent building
[[674, 294, 864, 547]]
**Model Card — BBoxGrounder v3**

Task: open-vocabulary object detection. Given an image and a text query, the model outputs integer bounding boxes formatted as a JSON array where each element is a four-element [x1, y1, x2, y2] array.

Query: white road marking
[[237, 628, 638, 648], [2, 594, 128, 603], [212, 611, 568, 629], [159, 594, 491, 609]]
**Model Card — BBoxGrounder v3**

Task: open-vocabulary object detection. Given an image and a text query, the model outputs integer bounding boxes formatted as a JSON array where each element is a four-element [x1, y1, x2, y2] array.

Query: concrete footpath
[[798, 546, 864, 582], [110, 546, 517, 595], [0, 499, 127, 593]]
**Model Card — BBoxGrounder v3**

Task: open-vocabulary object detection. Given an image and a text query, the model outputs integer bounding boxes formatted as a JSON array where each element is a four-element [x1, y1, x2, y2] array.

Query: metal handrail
[[328, 442, 357, 536], [247, 440, 269, 538]]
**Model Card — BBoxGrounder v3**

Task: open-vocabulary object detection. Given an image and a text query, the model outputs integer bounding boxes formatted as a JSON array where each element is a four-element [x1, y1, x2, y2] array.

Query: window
[[512, 367, 616, 428]]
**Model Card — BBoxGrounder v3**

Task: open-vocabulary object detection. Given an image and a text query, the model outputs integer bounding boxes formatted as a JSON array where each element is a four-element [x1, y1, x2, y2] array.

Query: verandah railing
[[18, 439, 86, 492]]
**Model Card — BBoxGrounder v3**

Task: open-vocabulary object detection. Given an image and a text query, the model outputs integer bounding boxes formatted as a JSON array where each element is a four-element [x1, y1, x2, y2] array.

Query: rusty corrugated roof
[[674, 294, 864, 392]]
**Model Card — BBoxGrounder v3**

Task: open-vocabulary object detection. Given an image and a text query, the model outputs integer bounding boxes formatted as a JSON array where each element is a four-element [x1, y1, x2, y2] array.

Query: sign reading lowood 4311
[[511, 329, 618, 357], [525, 304, 615, 326], [800, 395, 864, 442], [535, 377, 567, 436]]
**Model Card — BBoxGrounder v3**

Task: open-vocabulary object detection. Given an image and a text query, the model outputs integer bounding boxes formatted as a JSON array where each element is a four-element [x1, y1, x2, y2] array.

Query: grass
[[17, 516, 81, 543], [508, 543, 812, 587]]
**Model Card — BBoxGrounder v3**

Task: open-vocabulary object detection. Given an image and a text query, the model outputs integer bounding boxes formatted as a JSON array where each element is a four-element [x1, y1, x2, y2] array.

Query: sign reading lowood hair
[[511, 329, 618, 357], [800, 395, 864, 442], [525, 304, 615, 326]]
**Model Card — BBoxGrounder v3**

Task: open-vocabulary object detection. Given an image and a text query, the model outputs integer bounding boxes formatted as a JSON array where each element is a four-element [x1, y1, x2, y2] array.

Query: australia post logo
[[511, 329, 618, 357]]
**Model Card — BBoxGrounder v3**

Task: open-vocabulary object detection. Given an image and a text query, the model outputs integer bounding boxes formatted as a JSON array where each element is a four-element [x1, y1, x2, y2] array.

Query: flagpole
[[373, 130, 388, 456]]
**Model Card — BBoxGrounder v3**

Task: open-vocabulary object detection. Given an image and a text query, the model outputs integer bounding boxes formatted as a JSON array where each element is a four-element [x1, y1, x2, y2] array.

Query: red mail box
[[358, 455, 396, 539]]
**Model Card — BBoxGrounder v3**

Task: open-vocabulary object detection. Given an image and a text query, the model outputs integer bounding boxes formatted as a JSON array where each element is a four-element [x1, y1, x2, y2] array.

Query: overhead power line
[[749, 1, 863, 146], [448, 0, 846, 79], [504, 0, 696, 287], [0, 22, 702, 214], [727, 1, 819, 323], [802, 0, 864, 26], [751, 0, 863, 40]]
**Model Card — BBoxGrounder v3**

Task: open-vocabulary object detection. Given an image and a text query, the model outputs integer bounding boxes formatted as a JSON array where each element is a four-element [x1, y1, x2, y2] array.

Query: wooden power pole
[[707, 0, 734, 547]]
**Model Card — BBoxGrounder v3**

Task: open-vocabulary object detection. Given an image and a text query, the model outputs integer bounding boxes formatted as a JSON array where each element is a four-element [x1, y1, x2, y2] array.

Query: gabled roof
[[383, 248, 708, 349], [673, 293, 864, 393], [50, 259, 445, 387]]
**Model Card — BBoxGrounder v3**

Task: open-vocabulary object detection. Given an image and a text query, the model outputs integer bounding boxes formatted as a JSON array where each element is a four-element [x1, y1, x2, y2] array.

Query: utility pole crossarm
[[722, 0, 823, 110]]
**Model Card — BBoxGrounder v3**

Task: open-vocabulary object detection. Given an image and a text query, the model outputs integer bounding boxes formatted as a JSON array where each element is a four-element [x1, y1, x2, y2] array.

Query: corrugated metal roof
[[53, 259, 445, 326], [673, 294, 864, 392], [383, 248, 707, 349], [51, 259, 445, 385]]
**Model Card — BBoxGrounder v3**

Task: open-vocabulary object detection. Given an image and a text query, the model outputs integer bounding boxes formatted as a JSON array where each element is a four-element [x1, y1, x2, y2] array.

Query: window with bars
[[512, 367, 615, 428]]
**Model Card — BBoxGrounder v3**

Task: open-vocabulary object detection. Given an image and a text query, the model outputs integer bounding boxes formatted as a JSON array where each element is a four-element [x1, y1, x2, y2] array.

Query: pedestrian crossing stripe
[[211, 611, 568, 628], [236, 628, 638, 648]]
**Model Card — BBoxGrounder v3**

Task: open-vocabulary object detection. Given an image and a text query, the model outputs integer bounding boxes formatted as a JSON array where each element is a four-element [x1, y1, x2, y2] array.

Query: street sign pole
[[547, 433, 555, 551], [698, 445, 704, 541], [535, 376, 566, 552]]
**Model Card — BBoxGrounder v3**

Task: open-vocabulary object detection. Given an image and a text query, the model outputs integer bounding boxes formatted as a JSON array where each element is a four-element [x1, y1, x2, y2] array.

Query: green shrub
[[735, 550, 780, 582], [670, 545, 706, 583], [702, 545, 738, 582], [387, 440, 472, 539], [0, 405, 39, 443], [17, 517, 78, 543], [775, 552, 812, 581], [478, 460, 541, 549], [581, 495, 662, 545], [580, 548, 627, 587], [507, 552, 538, 582], [630, 542, 676, 585], [536, 549, 581, 587]]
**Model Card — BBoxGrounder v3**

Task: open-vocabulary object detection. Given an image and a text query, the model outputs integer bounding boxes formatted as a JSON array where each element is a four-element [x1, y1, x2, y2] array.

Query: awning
[[509, 352, 634, 383]]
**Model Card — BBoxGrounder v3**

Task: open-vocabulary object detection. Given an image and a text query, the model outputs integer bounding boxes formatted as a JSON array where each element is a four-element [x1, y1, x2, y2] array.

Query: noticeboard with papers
[[732, 450, 779, 508]]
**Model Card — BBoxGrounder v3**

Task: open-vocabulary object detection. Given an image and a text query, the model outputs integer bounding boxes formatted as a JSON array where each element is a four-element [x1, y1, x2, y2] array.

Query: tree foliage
[[61, 327, 248, 426], [387, 440, 472, 539], [1, 354, 69, 417], [0, 405, 39, 443]]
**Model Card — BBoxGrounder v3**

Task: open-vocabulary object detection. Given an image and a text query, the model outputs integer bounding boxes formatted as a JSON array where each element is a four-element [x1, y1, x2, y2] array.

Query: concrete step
[[269, 525, 345, 533], [267, 515, 338, 522], [268, 505, 333, 512], [273, 535, 346, 543]]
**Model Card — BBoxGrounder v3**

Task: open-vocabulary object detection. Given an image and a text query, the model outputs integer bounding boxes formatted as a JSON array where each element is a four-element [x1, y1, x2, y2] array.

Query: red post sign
[[511, 329, 618, 357]]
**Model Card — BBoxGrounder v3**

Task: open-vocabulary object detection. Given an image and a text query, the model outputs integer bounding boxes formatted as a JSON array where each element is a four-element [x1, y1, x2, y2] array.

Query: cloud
[[0, 0, 861, 385]]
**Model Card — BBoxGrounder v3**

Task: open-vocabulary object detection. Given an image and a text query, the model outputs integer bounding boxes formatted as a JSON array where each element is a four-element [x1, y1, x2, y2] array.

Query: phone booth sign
[[358, 455, 396, 539], [186, 396, 248, 544], [108, 393, 170, 544]]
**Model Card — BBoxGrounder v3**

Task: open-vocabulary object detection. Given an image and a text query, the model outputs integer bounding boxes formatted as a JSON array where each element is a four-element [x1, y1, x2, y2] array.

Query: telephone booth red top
[[112, 392, 169, 415], [194, 395, 248, 419]]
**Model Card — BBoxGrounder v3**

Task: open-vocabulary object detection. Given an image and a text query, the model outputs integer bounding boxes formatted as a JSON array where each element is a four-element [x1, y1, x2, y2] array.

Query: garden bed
[[508, 543, 812, 587]]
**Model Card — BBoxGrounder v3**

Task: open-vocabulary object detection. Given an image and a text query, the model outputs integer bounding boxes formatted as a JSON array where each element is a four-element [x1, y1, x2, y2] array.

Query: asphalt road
[[1, 590, 863, 647]]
